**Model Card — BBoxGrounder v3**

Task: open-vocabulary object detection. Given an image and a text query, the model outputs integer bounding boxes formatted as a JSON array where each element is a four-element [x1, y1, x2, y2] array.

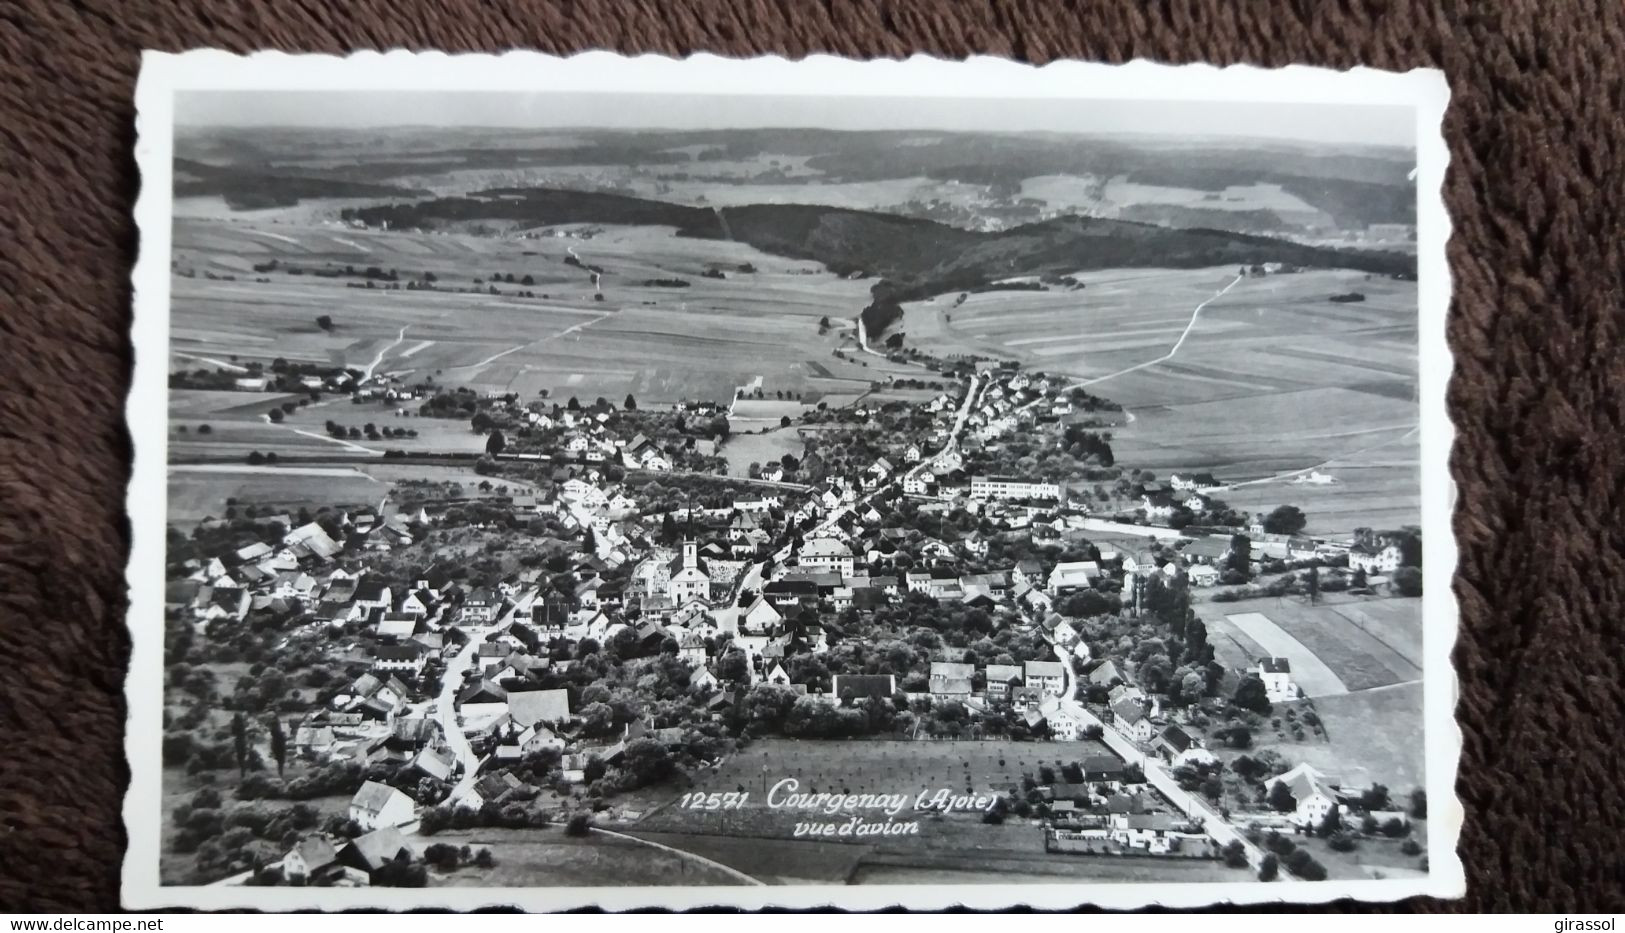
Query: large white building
[[666, 540, 711, 604], [970, 475, 1060, 502], [799, 537, 856, 577]]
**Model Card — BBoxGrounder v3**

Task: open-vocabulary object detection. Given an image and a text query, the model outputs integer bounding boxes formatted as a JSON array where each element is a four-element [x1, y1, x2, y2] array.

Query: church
[[666, 539, 711, 604]]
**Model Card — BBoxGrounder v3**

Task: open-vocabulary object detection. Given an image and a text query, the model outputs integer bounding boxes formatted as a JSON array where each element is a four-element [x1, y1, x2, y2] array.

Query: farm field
[[424, 826, 742, 887], [167, 465, 385, 527], [851, 850, 1242, 885], [1204, 595, 1424, 695], [172, 218, 888, 409], [1222, 612, 1349, 697], [898, 267, 1419, 533], [718, 426, 809, 478], [1221, 681, 1426, 793]]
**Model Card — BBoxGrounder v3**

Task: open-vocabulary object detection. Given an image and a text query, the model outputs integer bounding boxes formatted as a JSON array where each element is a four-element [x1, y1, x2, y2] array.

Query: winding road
[[361, 326, 410, 381]]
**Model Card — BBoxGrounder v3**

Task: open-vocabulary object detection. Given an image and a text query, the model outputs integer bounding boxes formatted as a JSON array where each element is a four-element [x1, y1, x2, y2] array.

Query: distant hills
[[174, 158, 429, 210], [339, 187, 1416, 334]]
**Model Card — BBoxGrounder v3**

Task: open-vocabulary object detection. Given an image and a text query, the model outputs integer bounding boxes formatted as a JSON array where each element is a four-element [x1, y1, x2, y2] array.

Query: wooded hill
[[340, 187, 1417, 334]]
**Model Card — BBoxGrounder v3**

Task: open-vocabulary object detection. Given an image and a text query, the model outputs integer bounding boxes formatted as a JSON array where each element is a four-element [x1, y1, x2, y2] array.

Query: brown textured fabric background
[[2, 0, 1623, 914]]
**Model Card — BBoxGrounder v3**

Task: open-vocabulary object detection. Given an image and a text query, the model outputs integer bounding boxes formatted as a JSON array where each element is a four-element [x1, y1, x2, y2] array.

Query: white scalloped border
[[124, 49, 1460, 912]]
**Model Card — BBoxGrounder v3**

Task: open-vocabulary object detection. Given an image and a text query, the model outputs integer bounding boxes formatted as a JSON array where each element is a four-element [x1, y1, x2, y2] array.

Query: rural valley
[[158, 107, 1430, 892]]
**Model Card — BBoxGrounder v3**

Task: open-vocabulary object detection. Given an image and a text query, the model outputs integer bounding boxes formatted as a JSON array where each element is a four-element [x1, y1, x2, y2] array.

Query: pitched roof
[[831, 674, 897, 702], [290, 835, 337, 873], [350, 780, 409, 815], [1111, 698, 1147, 725], [1088, 660, 1125, 685], [985, 663, 1023, 684], [1025, 660, 1065, 678], [1259, 657, 1292, 674], [506, 688, 571, 727], [342, 826, 416, 872]]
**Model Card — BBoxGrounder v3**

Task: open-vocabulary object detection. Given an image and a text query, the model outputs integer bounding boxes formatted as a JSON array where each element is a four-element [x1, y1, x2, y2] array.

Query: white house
[[348, 780, 417, 832], [1349, 543, 1403, 576], [1025, 660, 1067, 697], [799, 537, 856, 577], [1256, 657, 1297, 702], [1265, 764, 1345, 828]]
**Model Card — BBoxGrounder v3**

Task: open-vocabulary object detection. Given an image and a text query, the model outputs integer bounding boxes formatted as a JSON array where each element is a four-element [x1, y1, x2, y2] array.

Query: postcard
[[125, 50, 1460, 910]]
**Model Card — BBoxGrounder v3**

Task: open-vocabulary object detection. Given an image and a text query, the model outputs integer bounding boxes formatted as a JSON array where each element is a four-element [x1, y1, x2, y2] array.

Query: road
[[436, 632, 488, 802], [361, 326, 410, 381], [1012, 273, 1244, 416], [804, 372, 983, 541]]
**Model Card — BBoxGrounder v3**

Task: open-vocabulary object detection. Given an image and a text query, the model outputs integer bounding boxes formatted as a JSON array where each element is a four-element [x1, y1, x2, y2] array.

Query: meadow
[[171, 218, 887, 409], [1202, 595, 1424, 698], [899, 266, 1419, 535]]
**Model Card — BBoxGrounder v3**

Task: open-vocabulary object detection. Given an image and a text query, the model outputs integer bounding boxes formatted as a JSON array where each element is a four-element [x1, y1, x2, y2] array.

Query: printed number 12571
[[679, 792, 750, 810]]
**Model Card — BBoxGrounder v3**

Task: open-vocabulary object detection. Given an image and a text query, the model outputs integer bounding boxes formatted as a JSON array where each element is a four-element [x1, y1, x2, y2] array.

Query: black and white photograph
[[125, 52, 1459, 910]]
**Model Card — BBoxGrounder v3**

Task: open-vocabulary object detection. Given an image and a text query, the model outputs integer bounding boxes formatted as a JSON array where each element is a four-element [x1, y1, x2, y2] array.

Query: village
[[164, 345, 1426, 889]]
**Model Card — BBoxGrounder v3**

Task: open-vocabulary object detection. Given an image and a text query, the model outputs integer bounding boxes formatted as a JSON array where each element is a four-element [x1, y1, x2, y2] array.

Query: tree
[[565, 813, 592, 836], [230, 712, 249, 776], [1223, 839, 1249, 868], [1267, 780, 1296, 813], [624, 394, 637, 411], [471, 412, 493, 432], [1392, 566, 1423, 597], [1233, 675, 1272, 714], [197, 424, 213, 434], [1262, 505, 1307, 535], [1226, 534, 1253, 579], [567, 396, 581, 411], [315, 315, 334, 331], [779, 415, 791, 428], [268, 716, 287, 776], [1409, 788, 1428, 819], [268, 408, 284, 423], [485, 430, 507, 456], [1258, 853, 1279, 881], [1306, 565, 1320, 605], [246, 451, 265, 465]]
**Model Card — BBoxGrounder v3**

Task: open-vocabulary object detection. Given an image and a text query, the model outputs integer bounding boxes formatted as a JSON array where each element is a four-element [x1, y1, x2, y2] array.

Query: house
[[194, 585, 251, 622], [958, 571, 1010, 601], [1265, 764, 1346, 827], [1081, 755, 1128, 790], [410, 745, 458, 783], [1011, 559, 1045, 590], [929, 661, 974, 700], [371, 643, 427, 676], [902, 471, 935, 496], [1088, 660, 1126, 688], [294, 724, 337, 759], [465, 772, 528, 809], [969, 475, 1061, 502], [1025, 660, 1067, 697], [1048, 561, 1101, 594], [904, 443, 922, 462], [1349, 542, 1404, 575], [1110, 697, 1155, 743], [460, 587, 503, 624], [283, 835, 338, 882], [983, 663, 1024, 701], [1188, 565, 1221, 587], [375, 613, 418, 639], [507, 688, 572, 728], [1154, 724, 1216, 768], [764, 662, 792, 687], [1141, 493, 1176, 521], [666, 540, 711, 604], [348, 780, 417, 832], [351, 581, 393, 612], [336, 826, 418, 877], [1170, 472, 1220, 492], [1036, 696, 1086, 740], [1256, 657, 1298, 702], [799, 537, 856, 577], [740, 594, 785, 632], [830, 673, 897, 705]]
